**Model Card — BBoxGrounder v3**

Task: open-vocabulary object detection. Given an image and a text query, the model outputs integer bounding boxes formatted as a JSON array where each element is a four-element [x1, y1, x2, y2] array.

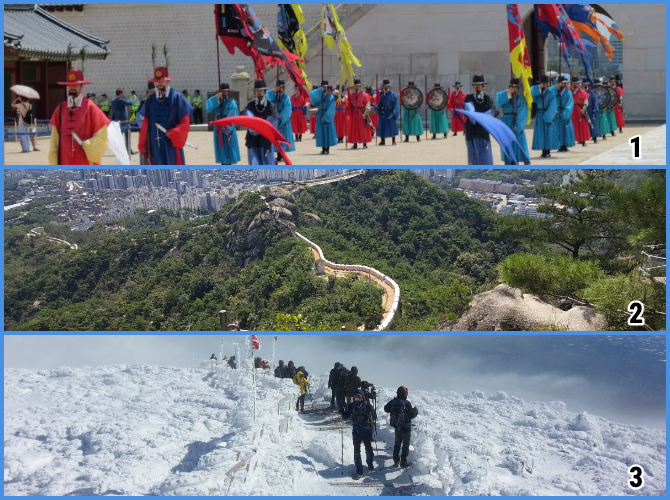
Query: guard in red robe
[[570, 77, 591, 147], [613, 77, 626, 133], [138, 67, 191, 165], [48, 69, 110, 165], [334, 87, 347, 143], [290, 86, 308, 141], [310, 112, 317, 136], [448, 81, 466, 135], [345, 79, 372, 149]]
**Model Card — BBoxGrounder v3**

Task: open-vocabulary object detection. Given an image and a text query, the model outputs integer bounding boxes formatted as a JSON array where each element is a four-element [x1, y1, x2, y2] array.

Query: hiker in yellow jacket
[[293, 370, 311, 413]]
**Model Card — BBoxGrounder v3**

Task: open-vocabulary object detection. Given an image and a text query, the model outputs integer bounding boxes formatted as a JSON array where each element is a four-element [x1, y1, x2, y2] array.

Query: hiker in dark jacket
[[383, 386, 419, 468], [345, 366, 362, 405], [361, 380, 377, 406], [210, 353, 218, 360], [285, 360, 297, 379], [341, 389, 377, 478], [275, 360, 285, 378], [328, 362, 341, 408], [336, 366, 350, 411]]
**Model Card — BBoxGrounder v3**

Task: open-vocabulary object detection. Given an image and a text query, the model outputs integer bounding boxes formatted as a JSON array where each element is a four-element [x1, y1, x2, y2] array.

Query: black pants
[[336, 389, 346, 410], [331, 389, 337, 406], [353, 433, 374, 473], [194, 108, 203, 125], [393, 430, 411, 464], [295, 394, 305, 411]]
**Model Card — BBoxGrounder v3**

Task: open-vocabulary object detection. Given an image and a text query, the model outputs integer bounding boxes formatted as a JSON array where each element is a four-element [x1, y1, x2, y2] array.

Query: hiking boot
[[393, 461, 399, 468], [368, 463, 375, 471], [400, 461, 413, 468]]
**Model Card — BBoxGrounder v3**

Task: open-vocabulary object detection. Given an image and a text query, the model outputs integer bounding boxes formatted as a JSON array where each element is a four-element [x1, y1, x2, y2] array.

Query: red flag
[[211, 116, 293, 164], [251, 335, 260, 350], [274, 336, 278, 341]]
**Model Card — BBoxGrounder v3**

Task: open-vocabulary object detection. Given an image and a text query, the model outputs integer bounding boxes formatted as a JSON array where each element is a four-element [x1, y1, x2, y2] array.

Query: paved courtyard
[[4, 123, 665, 166]]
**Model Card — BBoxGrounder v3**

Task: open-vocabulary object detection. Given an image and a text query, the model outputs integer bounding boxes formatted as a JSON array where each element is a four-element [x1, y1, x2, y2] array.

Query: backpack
[[389, 398, 409, 429], [23, 104, 34, 125], [351, 402, 373, 429]]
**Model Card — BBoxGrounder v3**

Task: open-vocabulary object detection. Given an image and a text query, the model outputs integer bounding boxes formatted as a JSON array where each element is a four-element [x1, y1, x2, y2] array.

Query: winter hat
[[279, 360, 284, 366], [351, 366, 358, 376], [397, 386, 408, 399], [334, 362, 341, 369]]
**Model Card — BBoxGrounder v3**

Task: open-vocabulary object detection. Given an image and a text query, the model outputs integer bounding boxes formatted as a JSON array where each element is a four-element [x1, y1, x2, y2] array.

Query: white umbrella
[[10, 85, 40, 100]]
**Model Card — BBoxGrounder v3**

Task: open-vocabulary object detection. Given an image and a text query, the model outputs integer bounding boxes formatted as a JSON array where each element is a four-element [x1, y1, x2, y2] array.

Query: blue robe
[[494, 90, 529, 164], [429, 109, 449, 134], [144, 90, 191, 165], [556, 88, 576, 148], [586, 88, 600, 139], [377, 90, 399, 138], [605, 107, 616, 134], [266, 90, 295, 152], [531, 85, 559, 151], [309, 88, 338, 148], [206, 95, 241, 165], [402, 107, 424, 136]]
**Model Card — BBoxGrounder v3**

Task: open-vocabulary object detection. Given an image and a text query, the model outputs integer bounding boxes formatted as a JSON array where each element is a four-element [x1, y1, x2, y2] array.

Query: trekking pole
[[341, 414, 345, 476]]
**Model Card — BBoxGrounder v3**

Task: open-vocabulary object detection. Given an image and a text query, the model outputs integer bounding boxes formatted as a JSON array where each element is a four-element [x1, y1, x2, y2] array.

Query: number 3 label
[[628, 464, 644, 490]]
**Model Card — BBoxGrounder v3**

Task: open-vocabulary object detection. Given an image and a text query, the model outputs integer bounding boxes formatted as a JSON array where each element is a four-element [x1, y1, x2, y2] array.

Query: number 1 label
[[629, 135, 641, 160]]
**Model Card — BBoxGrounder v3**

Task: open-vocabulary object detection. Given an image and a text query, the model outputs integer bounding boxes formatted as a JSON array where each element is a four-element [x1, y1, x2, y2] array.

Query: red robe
[[448, 90, 466, 132], [290, 94, 308, 134], [50, 98, 110, 165], [571, 88, 591, 143], [614, 86, 626, 129], [310, 113, 316, 134], [346, 90, 372, 144], [334, 96, 347, 139]]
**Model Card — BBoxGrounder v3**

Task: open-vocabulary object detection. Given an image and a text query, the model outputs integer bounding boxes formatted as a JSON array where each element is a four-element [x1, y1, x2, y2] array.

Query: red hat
[[58, 69, 92, 86], [149, 67, 174, 83]]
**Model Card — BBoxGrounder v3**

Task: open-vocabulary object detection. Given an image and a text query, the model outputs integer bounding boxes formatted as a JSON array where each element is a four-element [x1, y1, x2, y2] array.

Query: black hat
[[571, 76, 581, 83], [220, 83, 230, 91], [147, 82, 155, 90], [254, 79, 267, 90], [353, 78, 362, 85], [472, 74, 487, 85], [131, 90, 137, 95], [434, 83, 442, 88], [276, 79, 285, 87], [538, 75, 550, 84], [454, 81, 462, 87], [407, 81, 416, 87], [509, 78, 520, 86], [382, 79, 390, 86], [365, 85, 373, 92], [558, 76, 568, 83], [320, 80, 332, 88]]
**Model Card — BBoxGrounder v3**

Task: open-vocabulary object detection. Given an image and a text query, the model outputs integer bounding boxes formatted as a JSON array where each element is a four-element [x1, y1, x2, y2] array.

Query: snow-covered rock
[[4, 364, 665, 496]]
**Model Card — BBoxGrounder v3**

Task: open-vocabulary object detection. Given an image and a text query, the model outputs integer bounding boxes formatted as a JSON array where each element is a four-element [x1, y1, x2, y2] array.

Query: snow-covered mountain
[[4, 363, 666, 496]]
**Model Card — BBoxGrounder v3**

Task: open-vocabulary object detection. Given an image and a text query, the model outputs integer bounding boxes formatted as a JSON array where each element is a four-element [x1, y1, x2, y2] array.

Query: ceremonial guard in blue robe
[[556, 76, 576, 152], [309, 80, 338, 155], [267, 79, 295, 163], [585, 79, 600, 144], [402, 81, 424, 142], [531, 75, 559, 158], [377, 79, 399, 146], [463, 74, 495, 165], [494, 78, 529, 165], [244, 80, 279, 165], [206, 83, 240, 165]]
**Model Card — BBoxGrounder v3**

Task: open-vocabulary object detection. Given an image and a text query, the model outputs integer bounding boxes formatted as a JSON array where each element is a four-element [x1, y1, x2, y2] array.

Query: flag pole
[[425, 75, 428, 141], [216, 34, 221, 91], [398, 74, 402, 137]]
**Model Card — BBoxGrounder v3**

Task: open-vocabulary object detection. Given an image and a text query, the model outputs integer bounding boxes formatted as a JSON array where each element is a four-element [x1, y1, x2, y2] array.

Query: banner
[[277, 4, 312, 90], [563, 4, 623, 61], [322, 4, 361, 88], [251, 335, 260, 350], [506, 5, 533, 124], [215, 4, 309, 97]]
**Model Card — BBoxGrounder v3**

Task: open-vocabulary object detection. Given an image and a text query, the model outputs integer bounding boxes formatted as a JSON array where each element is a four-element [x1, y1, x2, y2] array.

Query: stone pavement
[[4, 124, 663, 166], [580, 125, 666, 165]]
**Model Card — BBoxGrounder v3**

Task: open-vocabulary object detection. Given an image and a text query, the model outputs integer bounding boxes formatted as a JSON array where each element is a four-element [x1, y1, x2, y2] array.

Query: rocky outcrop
[[439, 284, 608, 331], [267, 198, 298, 221], [265, 187, 295, 204], [300, 212, 324, 227]]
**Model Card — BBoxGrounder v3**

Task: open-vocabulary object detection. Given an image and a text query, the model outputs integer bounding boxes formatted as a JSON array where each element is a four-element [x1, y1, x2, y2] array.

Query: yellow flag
[[322, 4, 361, 88]]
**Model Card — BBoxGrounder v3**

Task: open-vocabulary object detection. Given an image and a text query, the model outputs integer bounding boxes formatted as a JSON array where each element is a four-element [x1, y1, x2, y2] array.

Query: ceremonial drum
[[427, 88, 449, 111], [402, 87, 424, 110]]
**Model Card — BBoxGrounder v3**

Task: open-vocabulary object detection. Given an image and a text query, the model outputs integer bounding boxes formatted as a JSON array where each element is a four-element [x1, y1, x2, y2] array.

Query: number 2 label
[[627, 301, 645, 326]]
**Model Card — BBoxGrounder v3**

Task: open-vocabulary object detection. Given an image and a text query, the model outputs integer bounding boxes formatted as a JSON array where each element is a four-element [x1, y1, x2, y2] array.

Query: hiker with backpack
[[345, 366, 362, 405], [361, 381, 377, 407], [340, 389, 377, 478], [285, 360, 298, 379], [328, 362, 342, 408], [384, 386, 419, 468], [293, 370, 310, 413], [336, 365, 350, 411], [275, 360, 285, 378]]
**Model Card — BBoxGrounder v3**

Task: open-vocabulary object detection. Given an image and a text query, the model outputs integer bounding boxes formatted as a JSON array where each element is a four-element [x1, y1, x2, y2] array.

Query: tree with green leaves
[[497, 169, 625, 259]]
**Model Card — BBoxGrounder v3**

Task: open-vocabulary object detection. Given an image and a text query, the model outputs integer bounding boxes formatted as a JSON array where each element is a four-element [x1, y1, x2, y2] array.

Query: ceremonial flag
[[211, 116, 294, 164], [215, 4, 309, 97], [251, 335, 260, 350], [322, 4, 361, 88], [506, 5, 533, 124], [535, 4, 593, 83], [563, 4, 623, 60], [277, 4, 312, 90]]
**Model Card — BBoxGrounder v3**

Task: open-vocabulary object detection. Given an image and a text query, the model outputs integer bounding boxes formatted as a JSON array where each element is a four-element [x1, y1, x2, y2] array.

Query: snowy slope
[[4, 364, 666, 496]]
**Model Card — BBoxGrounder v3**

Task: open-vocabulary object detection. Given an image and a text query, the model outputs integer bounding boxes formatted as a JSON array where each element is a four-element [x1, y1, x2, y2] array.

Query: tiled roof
[[4, 4, 108, 60]]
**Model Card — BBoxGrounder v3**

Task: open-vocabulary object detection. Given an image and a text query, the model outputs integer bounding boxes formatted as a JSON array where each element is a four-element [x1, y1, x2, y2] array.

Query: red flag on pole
[[251, 335, 260, 350]]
